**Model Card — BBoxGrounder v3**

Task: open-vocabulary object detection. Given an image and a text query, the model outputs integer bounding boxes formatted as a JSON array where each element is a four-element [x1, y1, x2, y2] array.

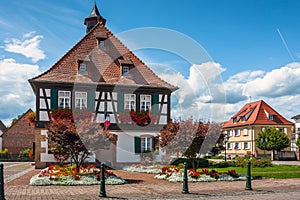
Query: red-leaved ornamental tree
[[47, 108, 114, 172], [159, 119, 221, 169]]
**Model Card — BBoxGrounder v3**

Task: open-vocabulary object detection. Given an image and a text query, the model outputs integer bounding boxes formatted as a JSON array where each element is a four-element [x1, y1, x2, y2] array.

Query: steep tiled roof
[[223, 100, 294, 128], [0, 120, 6, 135], [2, 109, 34, 136], [29, 22, 178, 91]]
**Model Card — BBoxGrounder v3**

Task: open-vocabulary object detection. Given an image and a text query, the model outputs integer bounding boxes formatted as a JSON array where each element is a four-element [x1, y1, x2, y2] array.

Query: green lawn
[[211, 165, 300, 179]]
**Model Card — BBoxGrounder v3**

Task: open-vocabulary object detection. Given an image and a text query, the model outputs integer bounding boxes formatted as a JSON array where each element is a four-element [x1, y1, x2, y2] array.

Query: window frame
[[233, 118, 237, 123], [243, 142, 250, 150], [141, 137, 152, 152], [140, 94, 151, 111], [75, 91, 87, 109], [79, 63, 87, 71], [122, 66, 129, 75], [58, 90, 71, 109], [124, 94, 136, 111], [243, 128, 248, 136], [234, 129, 240, 137], [99, 40, 105, 50], [227, 142, 232, 149], [234, 142, 240, 150]]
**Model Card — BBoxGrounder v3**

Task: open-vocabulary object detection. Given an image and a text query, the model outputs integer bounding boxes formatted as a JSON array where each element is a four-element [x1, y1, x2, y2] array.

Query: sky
[[1, 0, 300, 126]]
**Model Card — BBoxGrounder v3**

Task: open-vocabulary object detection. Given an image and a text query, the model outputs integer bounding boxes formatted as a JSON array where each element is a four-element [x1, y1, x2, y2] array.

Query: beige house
[[222, 100, 294, 158]]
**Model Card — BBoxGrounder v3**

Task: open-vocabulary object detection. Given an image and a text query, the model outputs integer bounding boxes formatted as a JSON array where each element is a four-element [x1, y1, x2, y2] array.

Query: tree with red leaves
[[47, 109, 114, 172], [160, 119, 221, 169]]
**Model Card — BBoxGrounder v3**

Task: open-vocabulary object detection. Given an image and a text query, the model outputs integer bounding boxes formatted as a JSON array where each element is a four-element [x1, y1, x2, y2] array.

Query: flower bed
[[155, 166, 246, 182], [30, 164, 126, 186], [124, 164, 247, 182]]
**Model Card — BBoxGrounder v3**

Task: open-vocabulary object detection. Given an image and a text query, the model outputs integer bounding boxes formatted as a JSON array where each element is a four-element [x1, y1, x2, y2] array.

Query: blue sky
[[1, 0, 300, 125]]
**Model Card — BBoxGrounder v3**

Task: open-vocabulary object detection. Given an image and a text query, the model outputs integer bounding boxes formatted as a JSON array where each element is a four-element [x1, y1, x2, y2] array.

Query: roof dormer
[[77, 60, 89, 75], [95, 31, 108, 50], [118, 59, 133, 78]]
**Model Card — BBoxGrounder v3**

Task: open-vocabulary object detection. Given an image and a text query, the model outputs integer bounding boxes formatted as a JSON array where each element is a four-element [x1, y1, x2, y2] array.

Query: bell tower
[[84, 3, 106, 33]]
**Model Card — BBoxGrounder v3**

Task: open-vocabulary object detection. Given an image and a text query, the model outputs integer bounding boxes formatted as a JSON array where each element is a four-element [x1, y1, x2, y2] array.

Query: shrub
[[251, 157, 272, 168], [171, 158, 209, 168], [211, 161, 230, 168], [0, 148, 8, 155], [19, 148, 31, 158], [210, 155, 224, 159], [229, 156, 272, 168]]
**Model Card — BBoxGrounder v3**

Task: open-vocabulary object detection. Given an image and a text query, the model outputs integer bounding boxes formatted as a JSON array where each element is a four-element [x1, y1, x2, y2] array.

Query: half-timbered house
[[29, 4, 178, 168]]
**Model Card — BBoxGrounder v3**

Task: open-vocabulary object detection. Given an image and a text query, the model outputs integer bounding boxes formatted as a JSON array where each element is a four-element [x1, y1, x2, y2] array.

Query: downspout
[[251, 125, 254, 158]]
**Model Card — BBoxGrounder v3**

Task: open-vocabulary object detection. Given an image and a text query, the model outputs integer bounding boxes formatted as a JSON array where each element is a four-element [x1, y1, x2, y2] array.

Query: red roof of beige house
[[29, 5, 177, 92], [223, 100, 294, 128]]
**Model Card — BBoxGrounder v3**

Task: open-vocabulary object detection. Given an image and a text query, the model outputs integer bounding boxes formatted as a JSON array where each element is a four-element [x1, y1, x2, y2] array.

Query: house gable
[[29, 14, 177, 92], [2, 109, 35, 155]]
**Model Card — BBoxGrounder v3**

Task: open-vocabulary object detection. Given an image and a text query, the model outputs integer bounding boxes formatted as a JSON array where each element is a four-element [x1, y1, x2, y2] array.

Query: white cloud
[[0, 58, 40, 124], [222, 62, 300, 121], [4, 32, 46, 63], [156, 61, 300, 122], [243, 62, 300, 98], [158, 62, 226, 121]]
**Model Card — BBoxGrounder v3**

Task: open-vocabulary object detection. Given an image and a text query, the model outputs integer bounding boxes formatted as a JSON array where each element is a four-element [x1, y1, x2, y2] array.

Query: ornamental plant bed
[[30, 164, 126, 186], [123, 164, 246, 182], [155, 166, 246, 182]]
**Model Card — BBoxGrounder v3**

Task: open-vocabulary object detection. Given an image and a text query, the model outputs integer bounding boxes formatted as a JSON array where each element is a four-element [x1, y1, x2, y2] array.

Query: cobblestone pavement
[[3, 162, 34, 183], [2, 163, 300, 200], [4, 172, 300, 200]]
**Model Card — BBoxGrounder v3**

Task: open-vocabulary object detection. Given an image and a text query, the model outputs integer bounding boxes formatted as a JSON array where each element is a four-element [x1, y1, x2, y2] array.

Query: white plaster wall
[[115, 133, 140, 163]]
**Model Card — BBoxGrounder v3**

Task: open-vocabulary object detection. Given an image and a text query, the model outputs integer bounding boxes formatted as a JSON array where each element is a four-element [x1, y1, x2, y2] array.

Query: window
[[227, 143, 232, 149], [99, 40, 105, 50], [243, 128, 248, 136], [124, 94, 136, 110], [140, 95, 151, 111], [269, 114, 275, 120], [234, 129, 240, 137], [141, 137, 152, 152], [122, 66, 129, 75], [241, 116, 246, 122], [234, 142, 240, 150], [78, 62, 88, 75], [227, 130, 232, 137], [75, 92, 87, 109], [79, 63, 86, 71], [58, 91, 71, 108], [233, 118, 237, 123], [243, 142, 250, 150]]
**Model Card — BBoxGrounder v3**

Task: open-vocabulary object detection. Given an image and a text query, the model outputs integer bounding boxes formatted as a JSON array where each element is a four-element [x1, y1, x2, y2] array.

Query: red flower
[[190, 171, 200, 178], [48, 164, 55, 170], [72, 173, 81, 180], [202, 168, 209, 174]]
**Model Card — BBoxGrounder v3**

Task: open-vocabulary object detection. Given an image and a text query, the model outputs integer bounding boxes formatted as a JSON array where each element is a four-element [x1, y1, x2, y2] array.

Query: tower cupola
[[84, 3, 106, 33]]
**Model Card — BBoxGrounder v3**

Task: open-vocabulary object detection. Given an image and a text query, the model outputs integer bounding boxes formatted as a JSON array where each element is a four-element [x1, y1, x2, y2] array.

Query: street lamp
[[261, 137, 268, 158], [224, 133, 229, 162]]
